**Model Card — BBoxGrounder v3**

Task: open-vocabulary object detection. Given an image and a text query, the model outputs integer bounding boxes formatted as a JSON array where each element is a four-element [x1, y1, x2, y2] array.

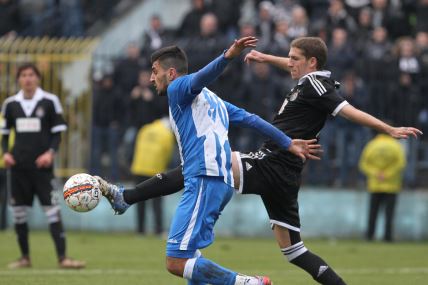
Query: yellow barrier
[[0, 37, 99, 177]]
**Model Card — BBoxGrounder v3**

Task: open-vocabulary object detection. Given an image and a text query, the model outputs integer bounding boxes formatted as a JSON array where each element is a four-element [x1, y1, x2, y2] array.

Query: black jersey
[[263, 71, 347, 152], [1, 88, 67, 169]]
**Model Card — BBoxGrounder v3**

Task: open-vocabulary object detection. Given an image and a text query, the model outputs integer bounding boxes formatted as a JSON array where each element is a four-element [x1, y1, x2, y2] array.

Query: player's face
[[18, 68, 40, 93], [150, 60, 169, 97], [287, 47, 316, 80]]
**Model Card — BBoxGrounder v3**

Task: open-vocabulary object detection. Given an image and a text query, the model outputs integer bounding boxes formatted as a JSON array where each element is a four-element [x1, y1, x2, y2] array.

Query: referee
[[1, 63, 85, 269]]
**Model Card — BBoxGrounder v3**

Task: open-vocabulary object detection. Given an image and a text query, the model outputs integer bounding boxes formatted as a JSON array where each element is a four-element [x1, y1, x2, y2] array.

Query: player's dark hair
[[151, 45, 188, 74], [16, 63, 41, 80], [291, 37, 328, 70]]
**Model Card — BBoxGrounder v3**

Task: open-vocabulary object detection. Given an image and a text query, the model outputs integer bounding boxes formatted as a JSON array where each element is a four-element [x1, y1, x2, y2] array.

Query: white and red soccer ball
[[63, 173, 101, 212]]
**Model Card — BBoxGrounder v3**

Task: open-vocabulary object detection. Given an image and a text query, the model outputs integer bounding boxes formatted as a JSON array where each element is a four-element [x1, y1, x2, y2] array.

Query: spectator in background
[[113, 43, 145, 96], [359, 132, 406, 242], [255, 1, 275, 50], [210, 0, 243, 40], [18, 0, 58, 36], [237, 61, 283, 151], [287, 5, 309, 40], [0, 0, 21, 38], [336, 71, 370, 187], [392, 37, 422, 126], [324, 0, 357, 41], [271, 18, 291, 57], [90, 74, 123, 181], [359, 26, 393, 119], [327, 27, 355, 81], [59, 0, 84, 37], [183, 12, 227, 71], [123, 69, 166, 165], [354, 7, 374, 55], [177, 0, 208, 37], [141, 14, 175, 59], [130, 117, 175, 235]]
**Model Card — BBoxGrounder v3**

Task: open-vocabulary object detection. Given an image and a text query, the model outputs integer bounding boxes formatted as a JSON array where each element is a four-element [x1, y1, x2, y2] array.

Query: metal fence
[[0, 36, 99, 177]]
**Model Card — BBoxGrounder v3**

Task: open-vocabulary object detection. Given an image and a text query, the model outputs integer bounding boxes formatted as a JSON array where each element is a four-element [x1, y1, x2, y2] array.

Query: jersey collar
[[297, 70, 331, 85], [16, 87, 44, 102]]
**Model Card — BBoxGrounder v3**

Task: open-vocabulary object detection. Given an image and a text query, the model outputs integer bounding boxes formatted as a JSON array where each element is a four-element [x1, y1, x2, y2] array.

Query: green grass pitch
[[0, 231, 427, 284]]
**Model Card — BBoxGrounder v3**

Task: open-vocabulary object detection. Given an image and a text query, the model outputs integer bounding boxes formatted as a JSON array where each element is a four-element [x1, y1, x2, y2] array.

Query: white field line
[[0, 268, 428, 276]]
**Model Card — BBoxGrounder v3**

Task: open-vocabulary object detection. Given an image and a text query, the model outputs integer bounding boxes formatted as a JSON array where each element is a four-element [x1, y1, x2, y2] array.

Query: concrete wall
[[5, 188, 428, 240]]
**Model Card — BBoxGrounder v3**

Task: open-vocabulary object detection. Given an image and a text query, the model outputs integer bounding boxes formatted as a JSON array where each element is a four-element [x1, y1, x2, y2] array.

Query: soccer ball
[[63, 173, 101, 212]]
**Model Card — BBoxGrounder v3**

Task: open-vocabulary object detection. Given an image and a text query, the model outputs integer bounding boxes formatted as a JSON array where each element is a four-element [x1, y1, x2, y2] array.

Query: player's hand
[[244, 49, 266, 64], [224, 36, 258, 59], [3, 152, 16, 168], [388, 126, 423, 139], [288, 139, 322, 162], [35, 150, 54, 168]]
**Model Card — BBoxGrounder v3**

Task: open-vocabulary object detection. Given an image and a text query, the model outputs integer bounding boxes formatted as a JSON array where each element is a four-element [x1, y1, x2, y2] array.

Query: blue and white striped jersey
[[168, 75, 237, 186]]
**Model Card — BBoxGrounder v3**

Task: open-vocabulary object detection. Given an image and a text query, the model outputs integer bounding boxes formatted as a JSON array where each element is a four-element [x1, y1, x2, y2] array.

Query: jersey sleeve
[[48, 95, 67, 133], [303, 77, 348, 116]]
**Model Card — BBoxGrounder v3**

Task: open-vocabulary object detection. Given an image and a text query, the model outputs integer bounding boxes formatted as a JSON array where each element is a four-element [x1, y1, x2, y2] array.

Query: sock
[[290, 250, 346, 285], [15, 223, 29, 257], [183, 256, 237, 285], [49, 221, 66, 261], [123, 166, 184, 204]]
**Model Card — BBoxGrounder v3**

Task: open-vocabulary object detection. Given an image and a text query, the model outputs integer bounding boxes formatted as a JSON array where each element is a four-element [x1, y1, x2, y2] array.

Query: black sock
[[123, 166, 184, 205], [15, 223, 29, 257], [49, 221, 66, 261], [291, 250, 346, 285]]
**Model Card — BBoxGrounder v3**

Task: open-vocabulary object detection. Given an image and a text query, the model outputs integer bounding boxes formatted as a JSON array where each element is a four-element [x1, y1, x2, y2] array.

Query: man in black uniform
[[97, 37, 422, 284], [1, 63, 85, 269]]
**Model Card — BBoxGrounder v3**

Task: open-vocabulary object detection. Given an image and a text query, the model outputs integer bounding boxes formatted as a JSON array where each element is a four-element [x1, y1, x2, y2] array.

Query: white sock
[[183, 257, 197, 279], [234, 274, 261, 285]]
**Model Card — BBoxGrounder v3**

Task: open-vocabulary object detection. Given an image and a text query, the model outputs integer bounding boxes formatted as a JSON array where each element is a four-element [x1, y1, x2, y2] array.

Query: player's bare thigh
[[231, 151, 240, 190]]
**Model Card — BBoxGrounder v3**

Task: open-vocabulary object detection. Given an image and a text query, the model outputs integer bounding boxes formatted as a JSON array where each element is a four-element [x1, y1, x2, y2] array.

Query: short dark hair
[[151, 45, 188, 74], [290, 37, 328, 70], [16, 63, 41, 80]]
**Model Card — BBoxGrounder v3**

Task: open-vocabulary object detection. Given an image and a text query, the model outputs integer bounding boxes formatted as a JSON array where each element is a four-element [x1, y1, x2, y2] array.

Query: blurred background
[[0, 0, 427, 241]]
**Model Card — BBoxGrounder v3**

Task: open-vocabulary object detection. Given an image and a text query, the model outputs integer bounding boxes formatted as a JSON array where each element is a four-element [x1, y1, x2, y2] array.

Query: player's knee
[[42, 205, 61, 223], [12, 206, 29, 224], [165, 256, 186, 277]]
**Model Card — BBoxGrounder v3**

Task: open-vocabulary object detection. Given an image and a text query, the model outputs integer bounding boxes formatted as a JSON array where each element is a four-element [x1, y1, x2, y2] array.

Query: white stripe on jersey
[[180, 180, 204, 250], [191, 89, 231, 181], [332, 100, 349, 116], [308, 74, 326, 95]]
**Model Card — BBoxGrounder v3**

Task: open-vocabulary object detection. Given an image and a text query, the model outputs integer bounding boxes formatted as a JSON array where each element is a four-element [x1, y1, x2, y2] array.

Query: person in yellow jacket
[[359, 134, 406, 242], [130, 117, 175, 235]]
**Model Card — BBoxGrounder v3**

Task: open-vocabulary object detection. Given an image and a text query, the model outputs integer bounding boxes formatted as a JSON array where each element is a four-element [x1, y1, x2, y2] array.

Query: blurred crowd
[[2, 0, 427, 188], [0, 0, 123, 37]]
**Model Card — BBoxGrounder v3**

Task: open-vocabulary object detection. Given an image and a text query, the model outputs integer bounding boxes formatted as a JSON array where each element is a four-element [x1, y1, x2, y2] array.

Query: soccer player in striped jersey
[[98, 37, 322, 285]]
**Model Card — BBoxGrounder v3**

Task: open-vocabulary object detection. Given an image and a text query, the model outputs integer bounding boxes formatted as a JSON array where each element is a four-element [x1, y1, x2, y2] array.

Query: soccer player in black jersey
[[1, 63, 85, 269], [97, 37, 422, 284]]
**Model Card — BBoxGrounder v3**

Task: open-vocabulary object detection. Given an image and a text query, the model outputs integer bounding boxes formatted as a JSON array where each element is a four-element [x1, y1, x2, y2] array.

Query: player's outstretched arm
[[244, 50, 290, 71], [339, 105, 423, 139]]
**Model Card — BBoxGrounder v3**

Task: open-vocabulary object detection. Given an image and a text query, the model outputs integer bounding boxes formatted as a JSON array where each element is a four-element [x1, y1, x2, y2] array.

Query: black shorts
[[10, 169, 58, 206], [236, 149, 304, 231]]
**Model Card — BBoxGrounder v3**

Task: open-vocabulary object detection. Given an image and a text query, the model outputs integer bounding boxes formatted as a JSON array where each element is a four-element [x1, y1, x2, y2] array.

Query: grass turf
[[0, 231, 427, 284]]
